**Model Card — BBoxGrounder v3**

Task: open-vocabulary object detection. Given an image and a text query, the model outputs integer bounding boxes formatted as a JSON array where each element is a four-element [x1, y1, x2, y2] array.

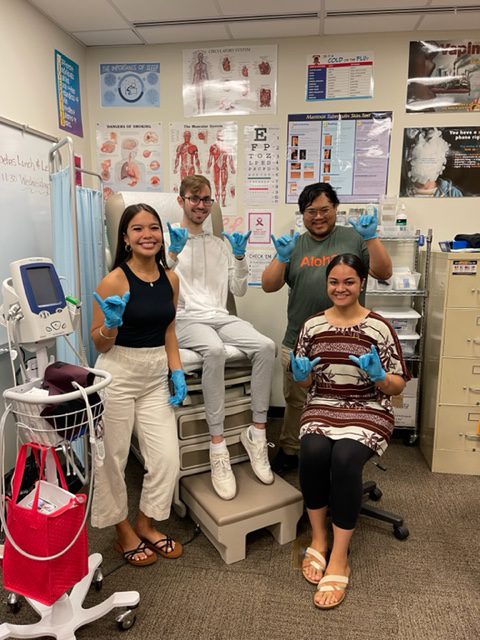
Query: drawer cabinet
[[420, 251, 480, 475]]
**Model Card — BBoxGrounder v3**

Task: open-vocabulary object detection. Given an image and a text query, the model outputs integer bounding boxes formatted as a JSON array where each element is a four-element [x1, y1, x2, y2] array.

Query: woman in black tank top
[[91, 204, 187, 567]]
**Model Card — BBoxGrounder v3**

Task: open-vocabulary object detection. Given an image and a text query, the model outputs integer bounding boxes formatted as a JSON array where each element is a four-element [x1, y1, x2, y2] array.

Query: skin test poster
[[286, 112, 392, 204]]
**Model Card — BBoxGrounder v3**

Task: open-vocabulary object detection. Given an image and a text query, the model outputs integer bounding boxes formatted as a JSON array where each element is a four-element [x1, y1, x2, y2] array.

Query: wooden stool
[[180, 462, 304, 564]]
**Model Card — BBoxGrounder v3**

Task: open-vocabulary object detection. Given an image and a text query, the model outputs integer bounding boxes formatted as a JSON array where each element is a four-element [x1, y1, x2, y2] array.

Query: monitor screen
[[26, 266, 62, 307]]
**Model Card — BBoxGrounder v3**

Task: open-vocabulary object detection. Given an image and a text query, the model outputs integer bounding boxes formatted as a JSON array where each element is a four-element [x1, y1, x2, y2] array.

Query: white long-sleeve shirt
[[165, 231, 248, 321]]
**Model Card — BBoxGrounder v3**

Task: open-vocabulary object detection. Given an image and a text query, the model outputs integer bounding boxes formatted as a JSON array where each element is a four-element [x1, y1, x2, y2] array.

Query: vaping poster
[[406, 40, 480, 113], [306, 52, 374, 101], [400, 127, 480, 197], [182, 45, 277, 117], [244, 125, 280, 205], [100, 63, 160, 107], [169, 122, 238, 215], [286, 112, 392, 204], [55, 50, 83, 137], [96, 123, 163, 200]]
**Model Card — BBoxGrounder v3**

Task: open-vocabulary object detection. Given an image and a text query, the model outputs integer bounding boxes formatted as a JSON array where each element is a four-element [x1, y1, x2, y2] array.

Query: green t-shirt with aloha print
[[283, 226, 369, 349]]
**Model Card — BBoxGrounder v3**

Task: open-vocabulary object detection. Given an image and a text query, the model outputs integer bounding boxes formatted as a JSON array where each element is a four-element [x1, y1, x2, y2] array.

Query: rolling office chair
[[361, 458, 409, 540]]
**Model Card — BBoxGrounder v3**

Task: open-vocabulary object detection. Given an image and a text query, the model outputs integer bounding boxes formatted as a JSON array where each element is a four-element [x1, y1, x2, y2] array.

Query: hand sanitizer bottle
[[395, 204, 408, 227]]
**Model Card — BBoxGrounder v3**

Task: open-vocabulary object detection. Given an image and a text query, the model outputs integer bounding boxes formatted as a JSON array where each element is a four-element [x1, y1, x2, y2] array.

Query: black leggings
[[299, 435, 374, 530]]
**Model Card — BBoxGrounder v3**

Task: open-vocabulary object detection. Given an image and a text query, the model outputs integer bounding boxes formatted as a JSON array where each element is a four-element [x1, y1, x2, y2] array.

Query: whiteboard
[[0, 119, 56, 346]]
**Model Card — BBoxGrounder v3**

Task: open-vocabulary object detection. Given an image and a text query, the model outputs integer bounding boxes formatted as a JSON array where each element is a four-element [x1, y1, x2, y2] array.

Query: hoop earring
[[125, 243, 132, 253]]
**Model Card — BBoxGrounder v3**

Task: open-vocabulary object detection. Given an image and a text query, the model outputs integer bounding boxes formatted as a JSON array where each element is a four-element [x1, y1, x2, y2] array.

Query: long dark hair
[[298, 182, 340, 213], [326, 253, 368, 282], [112, 203, 167, 270]]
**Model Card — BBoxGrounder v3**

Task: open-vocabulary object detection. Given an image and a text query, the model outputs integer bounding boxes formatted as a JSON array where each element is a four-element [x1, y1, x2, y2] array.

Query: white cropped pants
[[91, 345, 179, 528]]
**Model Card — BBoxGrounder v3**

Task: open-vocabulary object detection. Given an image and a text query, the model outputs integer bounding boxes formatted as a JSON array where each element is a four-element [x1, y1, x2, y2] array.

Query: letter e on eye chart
[[248, 211, 272, 244]]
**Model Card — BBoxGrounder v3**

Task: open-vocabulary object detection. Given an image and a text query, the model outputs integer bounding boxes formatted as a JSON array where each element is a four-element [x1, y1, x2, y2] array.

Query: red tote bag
[[2, 443, 89, 605]]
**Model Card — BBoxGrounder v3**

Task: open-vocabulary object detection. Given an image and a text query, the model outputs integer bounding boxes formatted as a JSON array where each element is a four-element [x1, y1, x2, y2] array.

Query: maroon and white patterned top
[[295, 311, 411, 455]]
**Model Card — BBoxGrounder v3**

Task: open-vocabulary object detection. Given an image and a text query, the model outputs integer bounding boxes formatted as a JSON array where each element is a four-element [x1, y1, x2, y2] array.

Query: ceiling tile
[[325, 15, 420, 34], [28, 0, 129, 30], [419, 11, 480, 29], [111, 0, 220, 22], [218, 0, 321, 14], [136, 23, 231, 44], [229, 18, 321, 39], [72, 30, 143, 46], [325, 0, 430, 9]]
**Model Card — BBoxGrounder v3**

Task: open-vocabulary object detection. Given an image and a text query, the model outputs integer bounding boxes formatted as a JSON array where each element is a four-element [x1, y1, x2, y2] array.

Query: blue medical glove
[[222, 230, 252, 258], [93, 291, 130, 329], [167, 222, 189, 255], [290, 351, 321, 382], [271, 232, 300, 263], [348, 209, 378, 241], [169, 369, 188, 406], [349, 345, 386, 382]]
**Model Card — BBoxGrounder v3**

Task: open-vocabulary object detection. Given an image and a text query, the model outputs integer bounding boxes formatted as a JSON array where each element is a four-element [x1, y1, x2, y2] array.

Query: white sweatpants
[[91, 345, 179, 528], [175, 316, 276, 436]]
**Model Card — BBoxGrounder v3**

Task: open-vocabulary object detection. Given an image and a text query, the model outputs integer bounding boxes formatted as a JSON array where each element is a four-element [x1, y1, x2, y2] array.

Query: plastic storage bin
[[393, 271, 421, 291], [373, 307, 421, 335], [398, 333, 420, 357]]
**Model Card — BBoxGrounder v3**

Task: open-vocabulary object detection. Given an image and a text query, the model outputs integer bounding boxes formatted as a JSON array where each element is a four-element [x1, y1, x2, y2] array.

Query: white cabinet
[[420, 251, 480, 475]]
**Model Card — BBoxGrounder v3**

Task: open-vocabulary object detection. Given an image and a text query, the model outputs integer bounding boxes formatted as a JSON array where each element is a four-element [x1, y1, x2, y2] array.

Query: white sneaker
[[240, 426, 274, 485], [210, 449, 237, 500]]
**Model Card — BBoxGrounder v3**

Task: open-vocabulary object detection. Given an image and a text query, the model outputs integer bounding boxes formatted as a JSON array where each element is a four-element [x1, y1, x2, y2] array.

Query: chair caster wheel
[[393, 525, 409, 540], [369, 487, 382, 501], [116, 608, 137, 631], [7, 593, 21, 614], [93, 567, 103, 591]]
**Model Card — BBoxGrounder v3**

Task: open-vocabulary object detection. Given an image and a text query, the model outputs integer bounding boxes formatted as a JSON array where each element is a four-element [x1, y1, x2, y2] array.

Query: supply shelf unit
[[366, 229, 433, 444]]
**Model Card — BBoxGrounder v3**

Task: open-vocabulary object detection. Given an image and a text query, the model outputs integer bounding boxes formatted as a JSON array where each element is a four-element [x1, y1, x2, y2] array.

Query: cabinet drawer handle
[[469, 387, 480, 393], [467, 339, 480, 344], [465, 433, 480, 442]]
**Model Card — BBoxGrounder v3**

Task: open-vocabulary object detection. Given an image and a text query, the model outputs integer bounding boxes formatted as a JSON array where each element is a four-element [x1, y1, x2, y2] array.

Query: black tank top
[[116, 262, 175, 348]]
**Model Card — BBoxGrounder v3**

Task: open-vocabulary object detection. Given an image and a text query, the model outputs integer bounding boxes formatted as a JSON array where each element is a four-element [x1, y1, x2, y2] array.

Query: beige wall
[[1, 2, 479, 405], [0, 0, 89, 157]]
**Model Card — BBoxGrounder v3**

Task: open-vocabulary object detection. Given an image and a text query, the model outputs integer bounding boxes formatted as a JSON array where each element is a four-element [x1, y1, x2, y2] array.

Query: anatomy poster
[[406, 41, 480, 113], [286, 112, 392, 204], [182, 45, 277, 117], [96, 123, 163, 200], [244, 125, 280, 205], [306, 52, 374, 101], [100, 63, 160, 107], [400, 127, 480, 197], [169, 122, 238, 215]]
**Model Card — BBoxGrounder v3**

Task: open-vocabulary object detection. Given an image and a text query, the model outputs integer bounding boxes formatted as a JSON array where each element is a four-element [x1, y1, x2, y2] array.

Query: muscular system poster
[[169, 122, 238, 215]]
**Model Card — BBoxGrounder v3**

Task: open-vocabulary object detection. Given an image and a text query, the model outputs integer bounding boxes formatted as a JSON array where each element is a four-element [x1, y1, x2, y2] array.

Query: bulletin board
[[0, 117, 56, 346]]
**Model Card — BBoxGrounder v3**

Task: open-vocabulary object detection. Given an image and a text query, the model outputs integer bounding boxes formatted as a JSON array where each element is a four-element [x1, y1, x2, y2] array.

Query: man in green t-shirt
[[262, 183, 392, 474]]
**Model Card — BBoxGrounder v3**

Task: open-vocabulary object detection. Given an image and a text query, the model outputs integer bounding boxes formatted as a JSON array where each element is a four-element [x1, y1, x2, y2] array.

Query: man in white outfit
[[166, 174, 275, 500]]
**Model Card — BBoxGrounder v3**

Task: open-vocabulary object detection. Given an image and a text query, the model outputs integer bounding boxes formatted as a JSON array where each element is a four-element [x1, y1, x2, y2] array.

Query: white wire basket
[[3, 367, 112, 447]]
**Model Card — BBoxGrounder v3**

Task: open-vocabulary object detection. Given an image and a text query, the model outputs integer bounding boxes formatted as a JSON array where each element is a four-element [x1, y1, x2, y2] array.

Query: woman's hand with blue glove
[[169, 369, 188, 406], [349, 345, 386, 382], [348, 209, 378, 241], [167, 222, 189, 255], [290, 351, 321, 382], [93, 291, 130, 329], [271, 232, 300, 263], [222, 230, 252, 258]]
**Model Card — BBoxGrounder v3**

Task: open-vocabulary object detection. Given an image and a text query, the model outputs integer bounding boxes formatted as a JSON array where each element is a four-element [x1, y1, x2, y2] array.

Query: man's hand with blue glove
[[348, 345, 386, 382], [169, 369, 188, 406], [167, 222, 189, 255], [271, 232, 300, 263], [222, 230, 252, 258], [93, 291, 130, 329], [348, 208, 379, 241], [290, 351, 321, 382]]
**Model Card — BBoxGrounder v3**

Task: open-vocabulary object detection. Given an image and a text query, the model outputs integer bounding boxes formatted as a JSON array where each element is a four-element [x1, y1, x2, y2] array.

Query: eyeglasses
[[183, 195, 214, 206], [304, 206, 335, 218]]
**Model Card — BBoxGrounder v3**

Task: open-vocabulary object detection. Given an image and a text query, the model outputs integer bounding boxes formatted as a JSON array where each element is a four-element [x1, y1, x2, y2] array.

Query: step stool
[[180, 462, 304, 564]]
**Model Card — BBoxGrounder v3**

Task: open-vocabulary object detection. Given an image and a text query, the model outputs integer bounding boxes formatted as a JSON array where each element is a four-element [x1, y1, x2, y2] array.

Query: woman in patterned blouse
[[290, 253, 409, 610]]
